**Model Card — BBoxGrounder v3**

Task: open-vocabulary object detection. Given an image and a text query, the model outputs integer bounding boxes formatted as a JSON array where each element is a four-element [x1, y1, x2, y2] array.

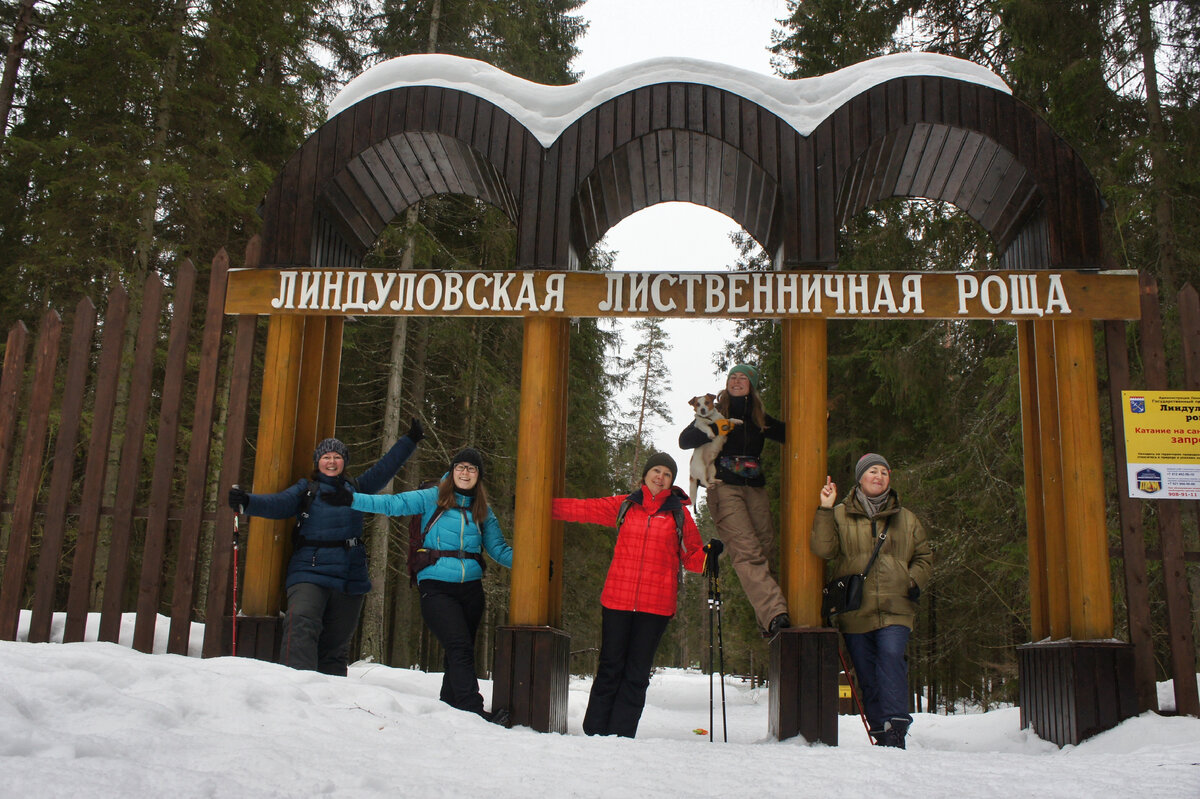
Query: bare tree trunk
[[0, 0, 38, 143], [95, 0, 191, 608], [361, 302, 410, 662], [1135, 0, 1178, 296], [629, 344, 653, 484]]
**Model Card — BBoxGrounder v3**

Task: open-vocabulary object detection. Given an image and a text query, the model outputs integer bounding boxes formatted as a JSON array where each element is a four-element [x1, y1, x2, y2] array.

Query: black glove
[[228, 486, 249, 512], [704, 539, 724, 558], [907, 583, 921, 601], [405, 417, 424, 443], [325, 485, 355, 506]]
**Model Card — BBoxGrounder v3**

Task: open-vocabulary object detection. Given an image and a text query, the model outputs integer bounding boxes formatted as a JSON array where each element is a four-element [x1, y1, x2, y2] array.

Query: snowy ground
[[3, 613, 1198, 798]]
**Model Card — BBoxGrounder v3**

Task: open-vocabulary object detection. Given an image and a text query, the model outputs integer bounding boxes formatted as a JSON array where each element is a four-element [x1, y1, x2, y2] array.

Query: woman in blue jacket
[[333, 447, 512, 721], [227, 420, 422, 676]]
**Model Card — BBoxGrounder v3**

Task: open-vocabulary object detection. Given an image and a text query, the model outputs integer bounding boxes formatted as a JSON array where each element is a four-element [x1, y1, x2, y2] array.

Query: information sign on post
[[1121, 390, 1200, 499]]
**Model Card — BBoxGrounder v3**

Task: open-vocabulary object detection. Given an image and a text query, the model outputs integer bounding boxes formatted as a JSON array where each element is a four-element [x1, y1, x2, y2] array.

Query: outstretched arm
[[551, 495, 625, 526], [353, 419, 423, 493]]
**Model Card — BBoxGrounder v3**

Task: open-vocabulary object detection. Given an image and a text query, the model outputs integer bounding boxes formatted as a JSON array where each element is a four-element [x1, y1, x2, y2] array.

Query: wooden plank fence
[[1105, 277, 1200, 717], [0, 240, 258, 658]]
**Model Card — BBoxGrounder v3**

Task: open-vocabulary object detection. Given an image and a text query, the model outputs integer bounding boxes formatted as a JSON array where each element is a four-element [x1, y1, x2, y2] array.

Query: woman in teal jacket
[[332, 448, 512, 721]]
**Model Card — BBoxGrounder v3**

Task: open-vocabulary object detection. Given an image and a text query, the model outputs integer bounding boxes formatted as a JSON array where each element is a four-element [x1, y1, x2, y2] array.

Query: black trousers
[[279, 582, 365, 676], [419, 579, 486, 713], [584, 607, 671, 738]]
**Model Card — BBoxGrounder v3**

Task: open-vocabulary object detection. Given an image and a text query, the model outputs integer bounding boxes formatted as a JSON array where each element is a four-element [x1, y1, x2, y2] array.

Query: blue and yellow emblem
[[1136, 468, 1162, 494]]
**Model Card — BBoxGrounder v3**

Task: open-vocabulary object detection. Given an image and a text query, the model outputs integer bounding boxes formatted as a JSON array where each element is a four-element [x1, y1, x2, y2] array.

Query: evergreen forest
[[0, 0, 1197, 714]]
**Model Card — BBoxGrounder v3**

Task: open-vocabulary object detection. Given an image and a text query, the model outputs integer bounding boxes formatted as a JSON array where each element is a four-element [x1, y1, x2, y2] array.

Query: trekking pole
[[833, 626, 874, 744], [231, 488, 242, 657], [705, 555, 728, 743]]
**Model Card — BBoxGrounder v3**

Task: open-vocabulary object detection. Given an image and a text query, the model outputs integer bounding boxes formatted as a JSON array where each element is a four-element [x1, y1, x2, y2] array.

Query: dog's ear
[[706, 393, 717, 403], [688, 396, 701, 408]]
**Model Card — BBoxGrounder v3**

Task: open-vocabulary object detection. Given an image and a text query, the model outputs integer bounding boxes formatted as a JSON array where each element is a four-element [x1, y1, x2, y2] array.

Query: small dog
[[688, 393, 742, 506]]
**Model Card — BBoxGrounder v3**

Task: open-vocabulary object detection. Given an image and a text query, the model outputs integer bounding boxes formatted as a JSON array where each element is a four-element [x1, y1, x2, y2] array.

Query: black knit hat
[[641, 452, 678, 482], [313, 438, 350, 468], [451, 447, 484, 480], [855, 453, 890, 483]]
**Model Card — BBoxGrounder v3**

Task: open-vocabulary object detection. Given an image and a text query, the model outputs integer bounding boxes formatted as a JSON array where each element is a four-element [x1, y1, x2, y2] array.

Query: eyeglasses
[[453, 464, 478, 475]]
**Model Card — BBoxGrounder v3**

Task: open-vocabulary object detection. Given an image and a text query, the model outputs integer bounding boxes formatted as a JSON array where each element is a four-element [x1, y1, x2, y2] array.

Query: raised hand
[[819, 476, 837, 508]]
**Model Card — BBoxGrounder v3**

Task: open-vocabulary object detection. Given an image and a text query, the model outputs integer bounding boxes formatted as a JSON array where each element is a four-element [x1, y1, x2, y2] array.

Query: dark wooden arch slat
[[98, 273, 165, 644], [64, 286, 129, 643], [27, 297, 98, 643], [259, 68, 1106, 272], [132, 261, 197, 653], [0, 310, 62, 640]]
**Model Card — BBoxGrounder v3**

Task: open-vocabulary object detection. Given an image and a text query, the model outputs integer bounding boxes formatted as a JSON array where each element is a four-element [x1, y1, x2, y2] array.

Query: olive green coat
[[810, 489, 933, 634]]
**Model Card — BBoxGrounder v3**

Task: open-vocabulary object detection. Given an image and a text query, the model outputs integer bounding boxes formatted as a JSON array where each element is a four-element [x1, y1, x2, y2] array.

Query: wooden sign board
[[225, 268, 1140, 321]]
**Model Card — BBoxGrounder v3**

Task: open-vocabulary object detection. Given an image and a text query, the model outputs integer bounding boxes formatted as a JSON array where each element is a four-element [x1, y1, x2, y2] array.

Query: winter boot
[[879, 719, 908, 749]]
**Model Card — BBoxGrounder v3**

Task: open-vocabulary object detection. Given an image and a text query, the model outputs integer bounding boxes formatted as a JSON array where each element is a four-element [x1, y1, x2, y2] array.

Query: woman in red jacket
[[552, 452, 722, 738]]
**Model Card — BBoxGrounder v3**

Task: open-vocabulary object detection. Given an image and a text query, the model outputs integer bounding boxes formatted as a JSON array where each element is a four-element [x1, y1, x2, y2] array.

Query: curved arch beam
[[259, 55, 1105, 276]]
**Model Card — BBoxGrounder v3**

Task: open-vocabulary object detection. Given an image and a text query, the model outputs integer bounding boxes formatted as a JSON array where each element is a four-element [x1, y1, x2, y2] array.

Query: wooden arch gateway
[[230, 54, 1140, 745]]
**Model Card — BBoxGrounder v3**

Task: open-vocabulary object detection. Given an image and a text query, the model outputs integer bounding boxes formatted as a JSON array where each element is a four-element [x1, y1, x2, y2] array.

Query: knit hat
[[855, 453, 890, 483], [312, 438, 350, 468], [728, 363, 759, 389], [641, 452, 678, 482], [451, 447, 484, 480]]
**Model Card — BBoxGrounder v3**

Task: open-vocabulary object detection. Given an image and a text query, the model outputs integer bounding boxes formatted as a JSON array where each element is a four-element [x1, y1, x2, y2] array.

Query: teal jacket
[[351, 485, 512, 583]]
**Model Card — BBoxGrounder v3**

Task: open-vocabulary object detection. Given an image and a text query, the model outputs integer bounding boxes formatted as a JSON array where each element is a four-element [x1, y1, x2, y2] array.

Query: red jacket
[[552, 486, 707, 617]]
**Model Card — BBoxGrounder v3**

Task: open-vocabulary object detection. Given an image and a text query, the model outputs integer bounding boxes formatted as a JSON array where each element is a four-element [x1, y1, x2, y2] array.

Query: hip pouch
[[718, 455, 761, 478]]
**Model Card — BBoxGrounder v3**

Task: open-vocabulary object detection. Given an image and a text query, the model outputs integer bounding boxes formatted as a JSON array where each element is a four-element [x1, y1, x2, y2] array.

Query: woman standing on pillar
[[227, 420, 424, 676], [551, 453, 720, 738], [679, 364, 791, 636], [811, 453, 933, 749], [329, 447, 513, 724]]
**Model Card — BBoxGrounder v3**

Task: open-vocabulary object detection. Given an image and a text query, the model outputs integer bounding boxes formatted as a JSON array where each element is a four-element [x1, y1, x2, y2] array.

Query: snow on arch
[[327, 53, 1012, 147]]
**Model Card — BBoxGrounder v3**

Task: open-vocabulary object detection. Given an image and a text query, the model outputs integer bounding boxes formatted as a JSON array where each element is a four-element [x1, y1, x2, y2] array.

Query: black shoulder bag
[[821, 517, 890, 623]]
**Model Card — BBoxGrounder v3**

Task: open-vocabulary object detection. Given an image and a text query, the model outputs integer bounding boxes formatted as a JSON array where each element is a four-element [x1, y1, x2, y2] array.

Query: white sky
[[572, 0, 792, 497]]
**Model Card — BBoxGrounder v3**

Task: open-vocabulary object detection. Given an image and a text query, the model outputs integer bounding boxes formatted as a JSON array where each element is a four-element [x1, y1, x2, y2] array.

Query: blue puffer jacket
[[243, 436, 417, 594], [351, 485, 512, 583]]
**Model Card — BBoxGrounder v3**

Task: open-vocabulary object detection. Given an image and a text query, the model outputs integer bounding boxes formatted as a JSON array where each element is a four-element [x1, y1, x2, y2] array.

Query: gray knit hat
[[641, 452, 678, 482], [313, 438, 350, 468], [855, 453, 890, 483]]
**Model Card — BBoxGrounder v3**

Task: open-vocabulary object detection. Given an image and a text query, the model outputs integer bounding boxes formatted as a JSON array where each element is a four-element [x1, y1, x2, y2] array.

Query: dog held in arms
[[687, 393, 742, 506]]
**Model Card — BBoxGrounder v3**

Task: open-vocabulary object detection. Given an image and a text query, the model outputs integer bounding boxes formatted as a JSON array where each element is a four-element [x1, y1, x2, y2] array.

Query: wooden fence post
[[0, 310, 62, 640], [1137, 273, 1200, 716]]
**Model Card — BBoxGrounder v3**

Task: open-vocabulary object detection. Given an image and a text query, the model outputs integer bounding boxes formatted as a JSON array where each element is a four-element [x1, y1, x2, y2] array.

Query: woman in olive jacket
[[811, 453, 932, 749]]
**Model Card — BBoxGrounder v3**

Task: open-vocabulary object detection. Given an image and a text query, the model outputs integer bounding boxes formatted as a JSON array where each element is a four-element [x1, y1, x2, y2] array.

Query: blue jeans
[[843, 624, 912, 731]]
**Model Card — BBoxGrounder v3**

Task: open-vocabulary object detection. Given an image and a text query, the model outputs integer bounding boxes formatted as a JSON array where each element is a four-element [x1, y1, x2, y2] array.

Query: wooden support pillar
[[547, 320, 569, 627], [318, 317, 343, 438], [242, 313, 305, 619], [509, 316, 564, 625], [1017, 322, 1050, 641], [1018, 319, 1130, 747], [779, 317, 827, 624], [497, 316, 569, 731], [1032, 321, 1072, 639], [1051, 319, 1113, 640], [292, 316, 329, 478], [771, 318, 836, 743]]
